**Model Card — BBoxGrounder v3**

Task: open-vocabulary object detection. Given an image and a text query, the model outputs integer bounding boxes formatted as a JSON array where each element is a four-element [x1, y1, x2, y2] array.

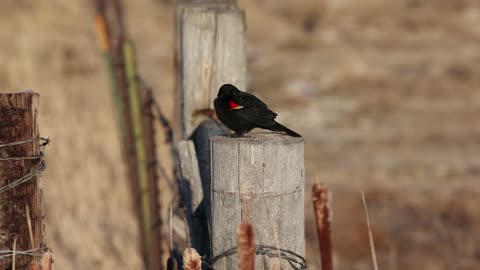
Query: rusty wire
[[0, 137, 49, 194]]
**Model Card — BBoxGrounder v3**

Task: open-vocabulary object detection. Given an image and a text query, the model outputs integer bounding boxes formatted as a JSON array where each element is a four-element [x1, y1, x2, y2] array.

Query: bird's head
[[217, 84, 238, 97]]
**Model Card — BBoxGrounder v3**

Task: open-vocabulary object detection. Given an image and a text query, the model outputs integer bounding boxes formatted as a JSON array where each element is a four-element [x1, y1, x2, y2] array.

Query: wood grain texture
[[178, 6, 246, 138], [210, 132, 305, 269], [0, 92, 45, 269]]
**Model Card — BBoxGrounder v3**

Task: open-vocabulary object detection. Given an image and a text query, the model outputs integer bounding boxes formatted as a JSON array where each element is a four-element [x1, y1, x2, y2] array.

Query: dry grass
[[1, 0, 479, 269], [42, 252, 53, 270], [361, 191, 378, 270]]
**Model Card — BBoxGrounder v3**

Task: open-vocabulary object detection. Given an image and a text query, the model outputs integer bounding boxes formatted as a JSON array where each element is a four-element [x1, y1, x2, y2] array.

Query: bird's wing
[[230, 92, 278, 124]]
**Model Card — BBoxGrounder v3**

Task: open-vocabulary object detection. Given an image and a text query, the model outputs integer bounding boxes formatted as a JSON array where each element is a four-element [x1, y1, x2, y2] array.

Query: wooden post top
[[210, 132, 304, 145], [210, 130, 305, 269]]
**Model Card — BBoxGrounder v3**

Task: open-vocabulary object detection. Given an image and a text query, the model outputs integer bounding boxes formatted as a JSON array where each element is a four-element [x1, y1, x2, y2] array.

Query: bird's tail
[[269, 121, 302, 137]]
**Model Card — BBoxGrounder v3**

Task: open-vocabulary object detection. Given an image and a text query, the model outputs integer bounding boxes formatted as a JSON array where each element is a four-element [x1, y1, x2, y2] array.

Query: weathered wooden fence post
[[0, 91, 47, 269], [210, 133, 305, 269], [176, 4, 246, 139], [176, 2, 306, 268], [176, 1, 247, 258]]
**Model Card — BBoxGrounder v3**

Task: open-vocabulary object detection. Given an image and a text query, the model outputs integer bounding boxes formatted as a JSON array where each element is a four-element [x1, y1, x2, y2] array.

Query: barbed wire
[[0, 247, 49, 260], [0, 137, 49, 194], [204, 244, 308, 270]]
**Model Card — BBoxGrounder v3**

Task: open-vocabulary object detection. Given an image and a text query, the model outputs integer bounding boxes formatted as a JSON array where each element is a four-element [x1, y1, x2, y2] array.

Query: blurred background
[[1, 0, 480, 269]]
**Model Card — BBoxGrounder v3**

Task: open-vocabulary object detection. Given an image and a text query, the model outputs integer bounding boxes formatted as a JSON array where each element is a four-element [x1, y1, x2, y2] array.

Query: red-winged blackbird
[[214, 84, 301, 137]]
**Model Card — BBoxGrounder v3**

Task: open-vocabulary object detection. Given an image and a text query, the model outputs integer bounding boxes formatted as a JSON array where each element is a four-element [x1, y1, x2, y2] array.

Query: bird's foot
[[223, 133, 241, 138]]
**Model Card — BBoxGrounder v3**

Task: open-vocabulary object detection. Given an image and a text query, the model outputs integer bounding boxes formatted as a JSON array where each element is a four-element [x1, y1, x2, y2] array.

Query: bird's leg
[[239, 130, 255, 138], [224, 131, 254, 138], [225, 132, 242, 138]]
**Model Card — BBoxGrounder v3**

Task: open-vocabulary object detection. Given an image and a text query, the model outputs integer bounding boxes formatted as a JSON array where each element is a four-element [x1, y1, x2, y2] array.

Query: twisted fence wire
[[0, 137, 49, 149], [204, 244, 307, 270], [0, 137, 49, 194], [0, 247, 49, 260], [138, 77, 179, 192]]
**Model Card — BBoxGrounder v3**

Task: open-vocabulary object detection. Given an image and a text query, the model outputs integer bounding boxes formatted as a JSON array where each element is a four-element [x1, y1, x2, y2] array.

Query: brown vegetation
[[312, 183, 333, 270], [237, 222, 255, 270], [182, 248, 201, 270], [1, 0, 479, 269]]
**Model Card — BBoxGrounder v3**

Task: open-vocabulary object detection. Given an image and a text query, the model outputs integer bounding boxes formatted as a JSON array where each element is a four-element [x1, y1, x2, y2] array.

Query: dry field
[[1, 0, 480, 269]]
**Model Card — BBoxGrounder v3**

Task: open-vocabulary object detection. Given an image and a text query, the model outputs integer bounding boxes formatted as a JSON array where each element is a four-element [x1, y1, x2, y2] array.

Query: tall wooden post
[[0, 92, 46, 269], [176, 2, 247, 258], [176, 5, 246, 139], [210, 133, 305, 269]]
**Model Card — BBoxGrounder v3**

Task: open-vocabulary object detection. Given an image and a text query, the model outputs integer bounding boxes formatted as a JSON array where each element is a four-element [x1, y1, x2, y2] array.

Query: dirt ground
[[1, 0, 479, 269]]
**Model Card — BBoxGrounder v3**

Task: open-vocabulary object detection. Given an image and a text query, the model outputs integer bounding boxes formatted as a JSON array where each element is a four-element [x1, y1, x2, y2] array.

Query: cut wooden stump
[[210, 132, 305, 269]]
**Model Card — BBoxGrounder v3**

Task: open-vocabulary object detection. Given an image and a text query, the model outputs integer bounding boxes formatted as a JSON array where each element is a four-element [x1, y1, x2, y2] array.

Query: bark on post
[[210, 133, 305, 269], [0, 92, 46, 269]]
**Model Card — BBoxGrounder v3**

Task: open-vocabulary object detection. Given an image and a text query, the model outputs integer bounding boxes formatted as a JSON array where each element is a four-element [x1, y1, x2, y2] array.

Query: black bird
[[214, 84, 301, 137]]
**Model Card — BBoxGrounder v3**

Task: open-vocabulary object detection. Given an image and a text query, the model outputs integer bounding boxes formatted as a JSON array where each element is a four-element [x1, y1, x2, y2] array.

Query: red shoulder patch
[[228, 100, 243, 110]]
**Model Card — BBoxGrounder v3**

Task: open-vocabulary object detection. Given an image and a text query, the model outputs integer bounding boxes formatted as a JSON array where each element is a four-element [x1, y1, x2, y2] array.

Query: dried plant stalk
[[312, 183, 333, 270], [26, 205, 34, 249], [12, 237, 17, 270], [237, 222, 255, 270], [183, 248, 201, 270], [361, 191, 379, 270], [42, 252, 52, 270]]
